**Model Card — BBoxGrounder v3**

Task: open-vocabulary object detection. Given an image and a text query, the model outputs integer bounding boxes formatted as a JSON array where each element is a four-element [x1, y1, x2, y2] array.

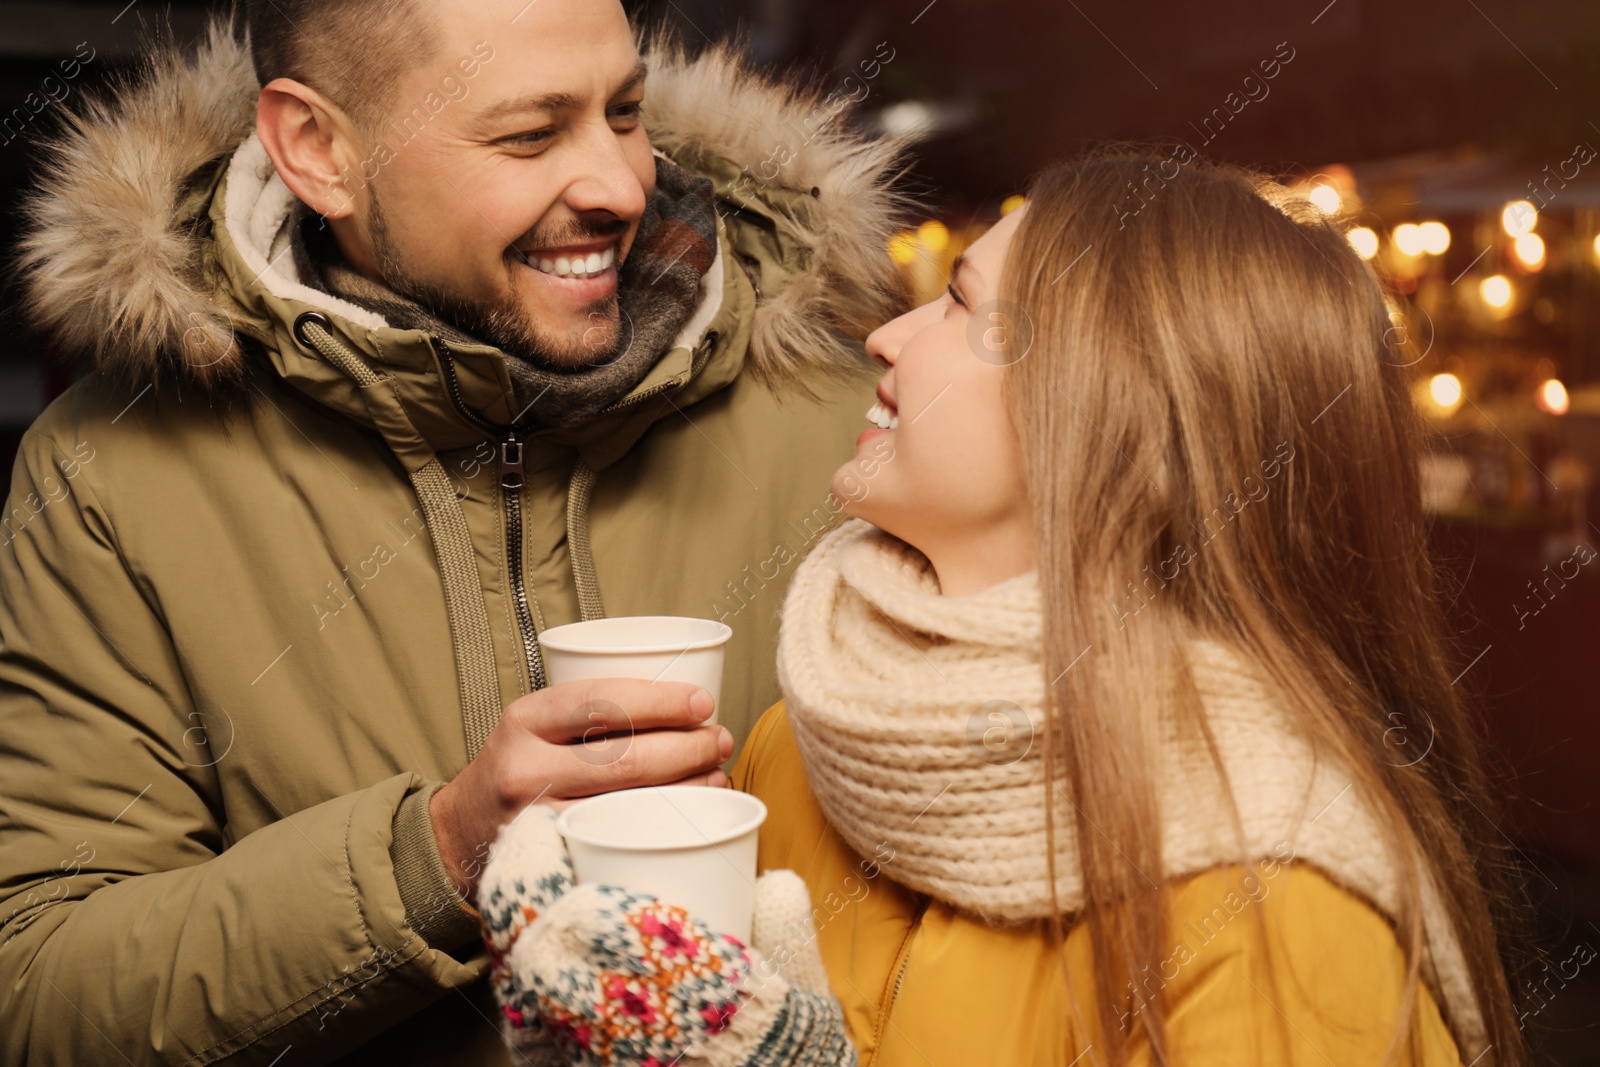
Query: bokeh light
[[1479, 274, 1513, 308], [1393, 223, 1425, 256], [1513, 232, 1546, 270], [1537, 378, 1570, 416], [1347, 226, 1379, 259], [1309, 184, 1341, 214], [1501, 200, 1537, 236], [887, 231, 918, 266], [1429, 373, 1463, 410], [1419, 221, 1451, 255]]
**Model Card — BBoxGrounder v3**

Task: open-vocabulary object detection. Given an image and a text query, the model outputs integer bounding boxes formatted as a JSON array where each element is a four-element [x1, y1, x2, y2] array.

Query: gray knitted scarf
[[295, 155, 718, 429]]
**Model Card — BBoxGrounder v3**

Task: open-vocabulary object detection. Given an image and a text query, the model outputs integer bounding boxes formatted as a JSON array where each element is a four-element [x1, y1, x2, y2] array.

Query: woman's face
[[832, 206, 1035, 594]]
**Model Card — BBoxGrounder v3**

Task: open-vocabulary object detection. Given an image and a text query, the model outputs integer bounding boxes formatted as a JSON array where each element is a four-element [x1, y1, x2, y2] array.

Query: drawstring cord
[[293, 313, 611, 758], [294, 313, 502, 755], [566, 459, 605, 623]]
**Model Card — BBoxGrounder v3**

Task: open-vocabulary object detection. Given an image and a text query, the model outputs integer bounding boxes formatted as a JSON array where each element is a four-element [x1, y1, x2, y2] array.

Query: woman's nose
[[864, 323, 896, 369], [865, 306, 921, 369]]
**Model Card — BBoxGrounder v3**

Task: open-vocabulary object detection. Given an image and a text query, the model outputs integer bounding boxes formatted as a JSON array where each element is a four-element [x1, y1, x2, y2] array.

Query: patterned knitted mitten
[[476, 804, 575, 1061], [513, 874, 856, 1067]]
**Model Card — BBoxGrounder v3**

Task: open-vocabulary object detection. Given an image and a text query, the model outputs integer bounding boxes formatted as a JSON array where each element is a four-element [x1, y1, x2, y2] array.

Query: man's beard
[[368, 191, 630, 371]]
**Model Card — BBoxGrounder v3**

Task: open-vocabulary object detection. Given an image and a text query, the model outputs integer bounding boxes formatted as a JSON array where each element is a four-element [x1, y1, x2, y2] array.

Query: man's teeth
[[866, 400, 899, 430], [530, 245, 616, 279]]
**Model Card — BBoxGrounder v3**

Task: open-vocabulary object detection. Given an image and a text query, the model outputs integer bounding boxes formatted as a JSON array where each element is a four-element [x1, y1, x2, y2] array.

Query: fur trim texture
[[637, 27, 916, 387], [17, 19, 257, 393]]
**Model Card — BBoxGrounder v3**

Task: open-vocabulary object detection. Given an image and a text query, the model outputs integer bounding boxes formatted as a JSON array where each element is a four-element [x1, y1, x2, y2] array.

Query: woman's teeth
[[530, 245, 616, 279], [866, 400, 899, 430]]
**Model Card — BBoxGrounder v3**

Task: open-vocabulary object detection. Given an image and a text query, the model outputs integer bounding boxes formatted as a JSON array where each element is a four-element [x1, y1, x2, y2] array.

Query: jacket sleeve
[[0, 430, 485, 1066]]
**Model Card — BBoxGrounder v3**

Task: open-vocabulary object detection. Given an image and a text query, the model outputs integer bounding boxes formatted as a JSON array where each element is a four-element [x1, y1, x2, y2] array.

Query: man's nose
[[561, 124, 648, 222]]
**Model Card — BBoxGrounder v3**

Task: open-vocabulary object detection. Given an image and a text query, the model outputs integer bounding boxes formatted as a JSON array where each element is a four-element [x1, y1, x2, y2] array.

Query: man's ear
[[255, 78, 364, 220]]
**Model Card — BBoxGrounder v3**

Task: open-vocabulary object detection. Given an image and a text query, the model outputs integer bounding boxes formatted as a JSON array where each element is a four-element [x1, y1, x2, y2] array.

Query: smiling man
[[0, 0, 907, 1062], [255, 0, 661, 382]]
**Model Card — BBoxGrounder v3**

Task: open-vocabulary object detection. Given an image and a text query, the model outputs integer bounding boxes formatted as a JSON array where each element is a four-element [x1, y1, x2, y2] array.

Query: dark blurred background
[[2, 0, 1598, 1059]]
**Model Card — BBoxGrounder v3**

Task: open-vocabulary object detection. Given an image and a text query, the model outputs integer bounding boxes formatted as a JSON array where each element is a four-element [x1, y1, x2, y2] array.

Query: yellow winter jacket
[[732, 702, 1468, 1066]]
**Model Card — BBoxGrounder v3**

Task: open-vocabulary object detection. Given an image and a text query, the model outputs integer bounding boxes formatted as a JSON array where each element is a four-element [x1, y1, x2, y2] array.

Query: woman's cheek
[[941, 415, 1023, 523], [902, 429, 969, 511]]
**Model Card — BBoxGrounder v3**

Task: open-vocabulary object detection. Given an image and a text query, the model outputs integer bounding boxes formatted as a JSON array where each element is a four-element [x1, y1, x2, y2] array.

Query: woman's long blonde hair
[[1000, 149, 1525, 1065]]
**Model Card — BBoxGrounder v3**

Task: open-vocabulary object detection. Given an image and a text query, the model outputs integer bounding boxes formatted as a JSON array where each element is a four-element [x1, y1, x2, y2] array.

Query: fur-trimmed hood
[[17, 19, 913, 397]]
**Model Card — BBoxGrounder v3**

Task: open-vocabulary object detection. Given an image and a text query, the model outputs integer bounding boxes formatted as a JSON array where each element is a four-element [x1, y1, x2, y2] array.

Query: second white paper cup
[[555, 785, 767, 942], [538, 616, 733, 723]]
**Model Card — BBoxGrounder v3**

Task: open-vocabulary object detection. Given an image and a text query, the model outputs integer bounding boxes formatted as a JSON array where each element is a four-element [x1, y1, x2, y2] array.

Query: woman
[[481, 150, 1526, 1067]]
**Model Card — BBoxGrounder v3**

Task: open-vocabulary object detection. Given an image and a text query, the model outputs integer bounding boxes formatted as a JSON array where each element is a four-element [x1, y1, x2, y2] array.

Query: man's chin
[[370, 259, 627, 370], [495, 301, 629, 372]]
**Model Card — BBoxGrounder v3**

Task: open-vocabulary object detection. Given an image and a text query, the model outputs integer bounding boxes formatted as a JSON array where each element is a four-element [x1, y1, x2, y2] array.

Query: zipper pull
[[500, 433, 525, 490]]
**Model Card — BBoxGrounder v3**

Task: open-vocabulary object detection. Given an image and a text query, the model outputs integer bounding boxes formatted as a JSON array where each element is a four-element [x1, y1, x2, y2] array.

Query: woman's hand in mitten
[[512, 869, 856, 1067], [476, 804, 576, 1058]]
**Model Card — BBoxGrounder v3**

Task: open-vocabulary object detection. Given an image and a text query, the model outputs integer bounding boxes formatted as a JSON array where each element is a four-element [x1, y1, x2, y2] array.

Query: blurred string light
[[1419, 221, 1451, 254], [1512, 232, 1546, 270], [1347, 226, 1379, 259], [1593, 234, 1600, 263], [1428, 373, 1463, 411], [1501, 200, 1538, 236], [1000, 195, 1026, 216], [1391, 221, 1450, 257], [1479, 274, 1513, 308], [879, 101, 935, 138], [1393, 223, 1426, 256], [917, 220, 950, 252], [1537, 378, 1570, 416], [1308, 184, 1341, 214], [887, 231, 918, 266]]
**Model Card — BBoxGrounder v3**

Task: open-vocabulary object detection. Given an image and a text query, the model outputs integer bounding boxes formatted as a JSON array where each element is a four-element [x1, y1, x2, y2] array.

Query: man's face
[[349, 0, 655, 370]]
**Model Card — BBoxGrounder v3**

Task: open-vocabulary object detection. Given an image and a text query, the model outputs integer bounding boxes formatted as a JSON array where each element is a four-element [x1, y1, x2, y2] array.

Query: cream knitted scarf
[[774, 518, 1487, 1058]]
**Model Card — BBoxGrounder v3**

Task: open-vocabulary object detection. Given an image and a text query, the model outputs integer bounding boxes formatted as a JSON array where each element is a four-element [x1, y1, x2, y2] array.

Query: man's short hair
[[244, 0, 438, 132]]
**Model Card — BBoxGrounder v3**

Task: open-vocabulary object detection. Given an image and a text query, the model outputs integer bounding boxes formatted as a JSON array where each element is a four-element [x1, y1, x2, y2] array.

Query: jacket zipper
[[871, 895, 930, 1060], [435, 340, 547, 691], [432, 330, 719, 692]]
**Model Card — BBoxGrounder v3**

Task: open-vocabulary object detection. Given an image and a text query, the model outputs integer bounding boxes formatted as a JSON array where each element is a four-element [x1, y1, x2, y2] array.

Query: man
[[0, 0, 906, 1061]]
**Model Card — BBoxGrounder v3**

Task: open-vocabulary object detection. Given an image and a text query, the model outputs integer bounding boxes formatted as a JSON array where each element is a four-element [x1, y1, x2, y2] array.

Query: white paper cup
[[538, 616, 733, 723], [555, 785, 767, 942]]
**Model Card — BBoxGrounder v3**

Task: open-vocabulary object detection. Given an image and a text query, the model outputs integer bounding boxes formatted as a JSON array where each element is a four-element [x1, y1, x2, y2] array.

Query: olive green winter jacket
[[0, 23, 906, 1066]]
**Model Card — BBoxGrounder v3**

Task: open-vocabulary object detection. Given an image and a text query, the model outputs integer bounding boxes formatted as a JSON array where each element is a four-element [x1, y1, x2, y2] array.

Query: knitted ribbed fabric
[[775, 517, 1488, 1059]]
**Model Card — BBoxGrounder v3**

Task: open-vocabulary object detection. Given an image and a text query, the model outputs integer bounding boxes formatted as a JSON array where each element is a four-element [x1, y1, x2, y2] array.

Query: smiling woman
[[732, 148, 1532, 1067], [833, 205, 1036, 598]]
